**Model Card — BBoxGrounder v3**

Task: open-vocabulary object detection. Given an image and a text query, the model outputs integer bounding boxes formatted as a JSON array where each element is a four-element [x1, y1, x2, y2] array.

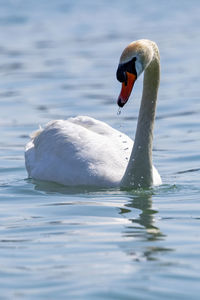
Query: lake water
[[0, 0, 200, 299]]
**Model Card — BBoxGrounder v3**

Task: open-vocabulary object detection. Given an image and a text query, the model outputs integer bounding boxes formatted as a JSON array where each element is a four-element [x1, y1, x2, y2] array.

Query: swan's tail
[[30, 125, 43, 139]]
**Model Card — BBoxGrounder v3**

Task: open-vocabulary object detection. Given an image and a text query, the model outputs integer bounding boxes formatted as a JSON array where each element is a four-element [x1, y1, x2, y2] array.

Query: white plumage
[[25, 116, 161, 187], [25, 39, 162, 188], [25, 116, 132, 187]]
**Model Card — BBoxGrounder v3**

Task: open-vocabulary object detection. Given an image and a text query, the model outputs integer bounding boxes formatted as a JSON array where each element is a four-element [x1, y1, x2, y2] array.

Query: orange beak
[[117, 72, 137, 107]]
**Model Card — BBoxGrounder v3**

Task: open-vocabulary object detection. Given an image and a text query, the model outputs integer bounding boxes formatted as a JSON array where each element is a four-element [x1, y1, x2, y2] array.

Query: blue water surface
[[0, 0, 200, 299]]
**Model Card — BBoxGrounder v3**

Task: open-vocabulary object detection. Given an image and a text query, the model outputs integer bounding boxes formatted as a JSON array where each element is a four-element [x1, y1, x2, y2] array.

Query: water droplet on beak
[[117, 107, 121, 115]]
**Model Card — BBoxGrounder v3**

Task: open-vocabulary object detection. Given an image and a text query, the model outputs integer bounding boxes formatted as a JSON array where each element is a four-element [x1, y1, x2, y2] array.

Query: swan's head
[[116, 39, 155, 107]]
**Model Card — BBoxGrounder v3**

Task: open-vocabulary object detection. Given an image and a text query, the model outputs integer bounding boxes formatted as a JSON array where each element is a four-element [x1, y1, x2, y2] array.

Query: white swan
[[25, 39, 162, 188]]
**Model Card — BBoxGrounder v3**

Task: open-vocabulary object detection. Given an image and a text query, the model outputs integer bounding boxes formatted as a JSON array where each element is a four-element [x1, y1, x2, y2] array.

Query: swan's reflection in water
[[31, 179, 172, 262], [120, 192, 172, 261]]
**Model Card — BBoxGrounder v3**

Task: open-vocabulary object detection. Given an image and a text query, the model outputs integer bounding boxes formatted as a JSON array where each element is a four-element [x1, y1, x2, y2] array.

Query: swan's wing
[[68, 116, 119, 135], [152, 165, 162, 186], [25, 116, 133, 187]]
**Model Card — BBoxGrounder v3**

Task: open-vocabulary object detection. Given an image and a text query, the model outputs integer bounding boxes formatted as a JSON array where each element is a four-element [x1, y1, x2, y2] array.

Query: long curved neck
[[121, 53, 160, 188]]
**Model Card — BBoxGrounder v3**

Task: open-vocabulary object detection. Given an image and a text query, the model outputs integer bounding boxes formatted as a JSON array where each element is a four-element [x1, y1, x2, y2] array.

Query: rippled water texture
[[0, 0, 200, 299]]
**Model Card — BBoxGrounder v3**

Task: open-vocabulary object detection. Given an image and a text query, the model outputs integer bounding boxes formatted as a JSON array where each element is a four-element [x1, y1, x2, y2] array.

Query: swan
[[25, 39, 162, 188]]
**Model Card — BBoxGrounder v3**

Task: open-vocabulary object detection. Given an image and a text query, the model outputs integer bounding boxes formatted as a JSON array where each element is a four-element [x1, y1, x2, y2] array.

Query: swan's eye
[[126, 57, 137, 75], [116, 57, 137, 83], [116, 66, 127, 83]]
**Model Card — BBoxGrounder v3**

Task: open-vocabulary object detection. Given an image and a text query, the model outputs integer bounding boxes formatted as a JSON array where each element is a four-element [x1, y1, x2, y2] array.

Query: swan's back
[[25, 116, 133, 187]]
